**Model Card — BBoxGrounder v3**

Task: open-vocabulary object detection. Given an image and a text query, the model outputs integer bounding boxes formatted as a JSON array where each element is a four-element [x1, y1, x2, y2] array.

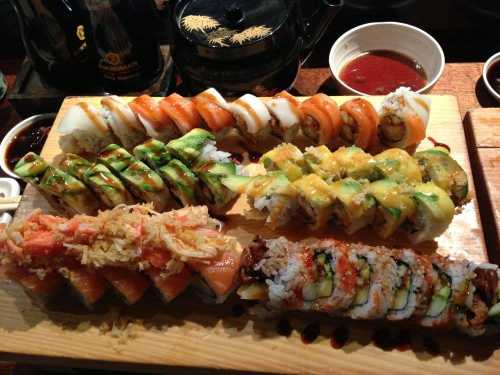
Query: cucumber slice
[[302, 283, 317, 301], [354, 287, 369, 306], [427, 286, 451, 317], [316, 279, 333, 298], [392, 288, 410, 310], [488, 302, 500, 321]]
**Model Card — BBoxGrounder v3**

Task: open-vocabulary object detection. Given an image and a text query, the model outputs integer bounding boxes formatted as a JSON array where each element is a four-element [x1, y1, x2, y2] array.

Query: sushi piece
[[133, 138, 172, 170], [222, 172, 298, 229], [338, 98, 379, 149], [129, 95, 180, 142], [158, 159, 199, 206], [293, 174, 334, 230], [300, 93, 341, 146], [101, 95, 148, 150], [331, 146, 377, 180], [14, 152, 48, 185], [58, 102, 116, 155], [146, 267, 192, 303], [59, 153, 92, 180], [98, 144, 135, 174], [413, 146, 468, 205], [193, 161, 239, 215], [303, 145, 342, 183], [228, 93, 272, 142], [159, 93, 203, 134], [60, 265, 108, 308], [377, 87, 431, 149], [166, 128, 225, 166], [368, 179, 416, 238], [330, 178, 376, 234], [402, 182, 455, 244], [100, 267, 150, 305], [373, 148, 422, 184], [84, 163, 135, 207], [192, 88, 235, 133], [264, 91, 302, 141], [259, 143, 306, 182]]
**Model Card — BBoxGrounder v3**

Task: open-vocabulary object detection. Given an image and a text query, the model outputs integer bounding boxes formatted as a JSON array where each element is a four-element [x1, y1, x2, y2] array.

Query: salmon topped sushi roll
[[160, 93, 203, 135], [264, 91, 303, 142], [192, 88, 235, 133], [228, 93, 272, 143], [300, 94, 341, 146], [60, 265, 108, 308], [339, 98, 379, 149], [129, 95, 180, 142]]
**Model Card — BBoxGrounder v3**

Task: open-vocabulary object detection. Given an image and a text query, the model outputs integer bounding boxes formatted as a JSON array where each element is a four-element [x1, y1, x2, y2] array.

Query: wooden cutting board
[[1, 95, 497, 374]]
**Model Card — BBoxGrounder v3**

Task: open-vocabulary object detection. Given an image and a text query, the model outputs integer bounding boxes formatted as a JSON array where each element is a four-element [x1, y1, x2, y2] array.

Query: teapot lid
[[177, 0, 288, 48]]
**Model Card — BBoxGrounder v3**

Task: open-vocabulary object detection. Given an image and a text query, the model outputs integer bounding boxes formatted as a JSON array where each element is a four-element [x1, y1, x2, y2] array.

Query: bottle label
[[98, 52, 142, 81]]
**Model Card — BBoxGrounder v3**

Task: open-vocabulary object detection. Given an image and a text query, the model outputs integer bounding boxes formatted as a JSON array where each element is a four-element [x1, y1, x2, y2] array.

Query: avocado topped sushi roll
[[59, 153, 92, 180], [402, 182, 455, 244], [413, 146, 468, 205], [303, 145, 342, 183], [330, 178, 376, 235], [14, 152, 48, 185], [368, 179, 416, 238], [84, 163, 135, 207], [98, 144, 135, 174], [133, 138, 172, 170], [260, 143, 306, 182], [158, 159, 199, 207], [373, 148, 422, 184], [167, 128, 221, 166], [194, 161, 238, 215], [293, 174, 334, 230], [331, 146, 377, 180]]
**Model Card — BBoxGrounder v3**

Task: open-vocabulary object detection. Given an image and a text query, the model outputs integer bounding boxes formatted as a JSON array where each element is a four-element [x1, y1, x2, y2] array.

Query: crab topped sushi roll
[[293, 174, 334, 230], [338, 98, 379, 149], [264, 91, 302, 142], [146, 267, 192, 303], [98, 144, 135, 174], [158, 159, 199, 207], [303, 145, 342, 183], [300, 93, 341, 146], [83, 163, 135, 207], [260, 143, 306, 182], [160, 93, 203, 134], [374, 148, 422, 184], [402, 182, 455, 244], [100, 267, 151, 305], [331, 146, 377, 180], [413, 146, 468, 205], [228, 93, 272, 143], [368, 179, 416, 238], [192, 88, 235, 133], [101, 95, 147, 150], [129, 95, 180, 142], [133, 138, 172, 170], [222, 172, 298, 229], [330, 178, 376, 235], [378, 87, 431, 149], [59, 265, 108, 308]]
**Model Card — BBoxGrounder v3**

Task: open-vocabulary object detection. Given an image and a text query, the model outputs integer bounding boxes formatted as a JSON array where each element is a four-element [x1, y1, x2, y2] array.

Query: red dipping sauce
[[339, 50, 427, 95]]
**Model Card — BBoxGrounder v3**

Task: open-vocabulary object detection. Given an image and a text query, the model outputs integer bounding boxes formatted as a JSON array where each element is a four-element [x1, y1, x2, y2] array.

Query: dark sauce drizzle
[[301, 322, 320, 344]]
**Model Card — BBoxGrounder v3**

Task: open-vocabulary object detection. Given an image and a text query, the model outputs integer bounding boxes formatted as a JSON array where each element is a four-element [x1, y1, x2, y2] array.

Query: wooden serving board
[[1, 95, 497, 374]]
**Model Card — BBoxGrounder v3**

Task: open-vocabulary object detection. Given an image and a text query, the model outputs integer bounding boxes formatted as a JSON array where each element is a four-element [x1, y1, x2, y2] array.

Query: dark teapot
[[171, 0, 343, 96]]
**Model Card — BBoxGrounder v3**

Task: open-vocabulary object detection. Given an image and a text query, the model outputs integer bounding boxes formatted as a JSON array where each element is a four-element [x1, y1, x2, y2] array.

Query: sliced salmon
[[147, 267, 191, 302], [340, 98, 379, 149], [192, 96, 235, 132], [160, 93, 202, 134], [64, 265, 108, 307], [100, 267, 150, 305]]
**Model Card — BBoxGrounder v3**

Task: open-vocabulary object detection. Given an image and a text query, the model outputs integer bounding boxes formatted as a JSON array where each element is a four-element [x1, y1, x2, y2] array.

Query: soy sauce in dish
[[486, 60, 500, 95], [6, 119, 52, 170], [340, 50, 427, 95]]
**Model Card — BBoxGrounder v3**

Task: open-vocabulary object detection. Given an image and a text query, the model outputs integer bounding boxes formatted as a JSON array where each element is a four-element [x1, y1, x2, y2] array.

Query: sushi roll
[[158, 159, 199, 207], [338, 98, 379, 149], [146, 267, 192, 303], [192, 88, 235, 133], [259, 143, 306, 182], [14, 152, 48, 186], [348, 247, 398, 320], [129, 95, 180, 142], [377, 87, 431, 149], [331, 146, 377, 180], [303, 145, 342, 183], [228, 93, 272, 143], [98, 144, 135, 174], [58, 102, 116, 155], [330, 178, 376, 235], [222, 172, 298, 229], [159, 93, 203, 134], [101, 95, 148, 150], [100, 267, 150, 305], [264, 91, 302, 142], [402, 182, 455, 244], [133, 138, 172, 170], [193, 161, 239, 215], [166, 128, 218, 166], [300, 93, 341, 146], [413, 146, 468, 205], [373, 148, 422, 184], [83, 163, 135, 207], [59, 265, 108, 308], [368, 179, 416, 238], [59, 153, 92, 180], [293, 174, 335, 230]]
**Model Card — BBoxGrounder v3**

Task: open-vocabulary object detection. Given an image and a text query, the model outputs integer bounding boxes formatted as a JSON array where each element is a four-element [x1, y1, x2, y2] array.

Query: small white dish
[[482, 52, 500, 103], [329, 22, 445, 95], [0, 113, 55, 178], [0, 177, 20, 224]]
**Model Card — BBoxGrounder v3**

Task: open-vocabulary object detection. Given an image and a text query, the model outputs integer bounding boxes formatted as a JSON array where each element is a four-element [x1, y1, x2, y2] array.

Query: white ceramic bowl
[[482, 52, 500, 103], [0, 177, 20, 224], [0, 113, 56, 178], [329, 22, 445, 95]]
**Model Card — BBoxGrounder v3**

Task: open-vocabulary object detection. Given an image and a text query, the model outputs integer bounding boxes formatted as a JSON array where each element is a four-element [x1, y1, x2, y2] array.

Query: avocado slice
[[331, 146, 377, 180], [158, 159, 198, 206], [84, 163, 134, 207], [99, 144, 135, 174], [374, 148, 422, 184], [59, 153, 92, 180], [133, 138, 172, 170], [14, 152, 48, 184], [260, 143, 306, 182], [166, 128, 214, 166]]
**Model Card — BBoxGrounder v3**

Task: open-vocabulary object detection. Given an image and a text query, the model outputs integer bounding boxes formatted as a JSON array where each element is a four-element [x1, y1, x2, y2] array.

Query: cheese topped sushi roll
[[58, 102, 116, 155], [133, 138, 172, 170], [293, 174, 334, 230], [331, 146, 377, 180], [338, 98, 379, 149], [300, 94, 341, 146], [101, 95, 147, 150], [192, 88, 235, 133], [260, 143, 306, 182], [160, 93, 203, 135], [264, 91, 302, 142], [374, 148, 422, 184], [228, 93, 272, 142], [378, 87, 430, 149], [303, 145, 342, 183]]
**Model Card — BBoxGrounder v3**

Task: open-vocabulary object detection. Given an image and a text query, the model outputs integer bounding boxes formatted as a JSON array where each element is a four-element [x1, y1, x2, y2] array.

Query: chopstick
[[0, 196, 21, 211]]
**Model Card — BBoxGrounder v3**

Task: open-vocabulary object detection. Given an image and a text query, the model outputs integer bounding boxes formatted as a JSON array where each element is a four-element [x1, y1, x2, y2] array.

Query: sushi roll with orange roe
[[339, 98, 379, 149], [264, 91, 303, 142], [160, 93, 203, 134], [300, 93, 341, 146], [192, 88, 235, 133]]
